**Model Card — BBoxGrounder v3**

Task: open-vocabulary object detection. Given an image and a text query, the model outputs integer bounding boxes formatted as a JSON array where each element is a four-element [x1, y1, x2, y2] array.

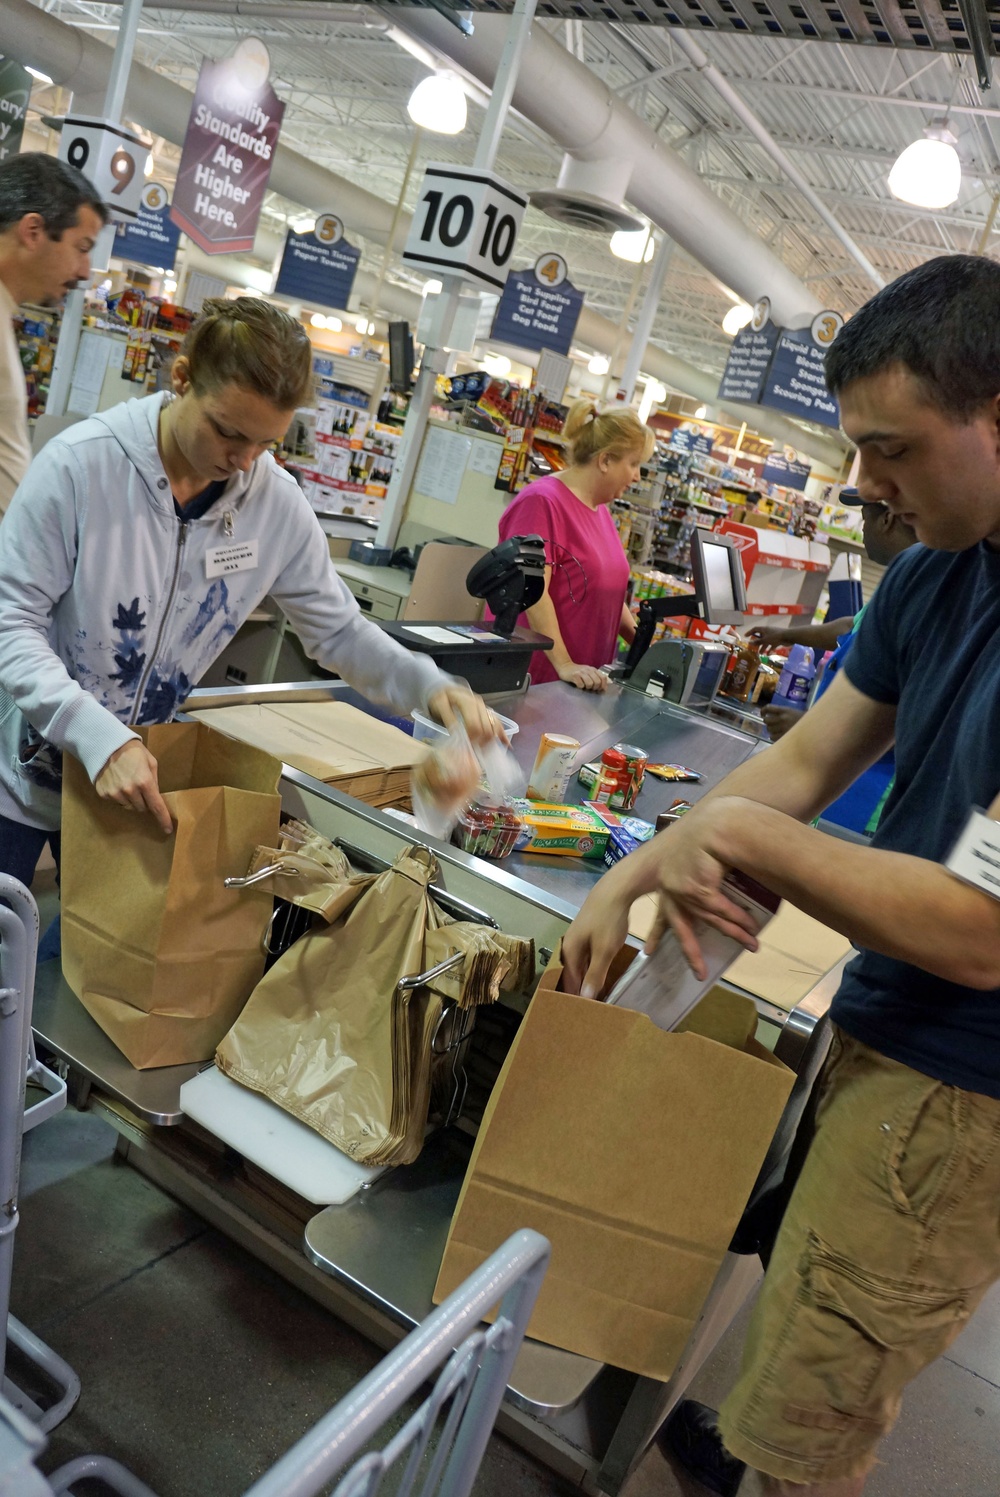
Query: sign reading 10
[[415, 186, 517, 268]]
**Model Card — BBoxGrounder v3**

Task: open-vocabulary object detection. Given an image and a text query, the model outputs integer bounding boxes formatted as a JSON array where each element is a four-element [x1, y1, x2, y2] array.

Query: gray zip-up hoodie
[[0, 392, 449, 830]]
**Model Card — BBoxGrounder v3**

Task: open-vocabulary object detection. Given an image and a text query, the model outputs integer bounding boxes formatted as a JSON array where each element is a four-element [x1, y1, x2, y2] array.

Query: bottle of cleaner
[[770, 644, 816, 713]]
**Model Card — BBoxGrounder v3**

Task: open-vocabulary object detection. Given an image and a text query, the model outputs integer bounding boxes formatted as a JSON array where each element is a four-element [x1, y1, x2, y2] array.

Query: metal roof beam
[[703, 172, 998, 234], [669, 67, 1000, 122]]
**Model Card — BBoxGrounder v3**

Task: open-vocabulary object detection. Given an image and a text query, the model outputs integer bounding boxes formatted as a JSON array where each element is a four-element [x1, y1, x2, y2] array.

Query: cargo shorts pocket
[[884, 1078, 967, 1222], [775, 1232, 968, 1450]]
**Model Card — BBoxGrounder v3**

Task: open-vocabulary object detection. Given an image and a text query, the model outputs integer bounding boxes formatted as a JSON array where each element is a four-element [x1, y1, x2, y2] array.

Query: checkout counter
[[30, 678, 841, 1495]]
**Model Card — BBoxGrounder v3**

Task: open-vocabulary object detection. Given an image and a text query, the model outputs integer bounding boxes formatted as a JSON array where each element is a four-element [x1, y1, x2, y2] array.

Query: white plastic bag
[[411, 722, 525, 839]]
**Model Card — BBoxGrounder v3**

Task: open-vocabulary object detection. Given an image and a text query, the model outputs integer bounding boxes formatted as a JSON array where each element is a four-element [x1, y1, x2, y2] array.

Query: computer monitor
[[388, 321, 415, 391], [622, 529, 747, 678], [689, 529, 747, 626]]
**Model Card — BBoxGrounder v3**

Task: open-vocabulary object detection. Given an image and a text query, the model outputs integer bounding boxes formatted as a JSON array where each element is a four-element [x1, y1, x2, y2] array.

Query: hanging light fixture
[[609, 227, 654, 264], [483, 352, 512, 377], [888, 124, 961, 210], [588, 353, 610, 375], [637, 378, 667, 423], [722, 302, 753, 337], [406, 74, 467, 135]]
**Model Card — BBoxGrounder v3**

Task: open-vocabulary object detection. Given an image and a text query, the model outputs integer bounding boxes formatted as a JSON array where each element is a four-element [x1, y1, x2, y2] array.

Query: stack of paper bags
[[189, 701, 428, 808], [217, 842, 533, 1166]]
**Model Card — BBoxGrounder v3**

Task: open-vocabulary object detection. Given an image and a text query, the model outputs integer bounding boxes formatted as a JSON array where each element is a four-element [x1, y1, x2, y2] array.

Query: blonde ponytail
[[563, 398, 656, 467]]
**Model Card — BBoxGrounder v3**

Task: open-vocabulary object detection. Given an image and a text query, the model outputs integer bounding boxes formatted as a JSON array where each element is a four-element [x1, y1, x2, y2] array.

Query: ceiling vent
[[529, 153, 643, 233]]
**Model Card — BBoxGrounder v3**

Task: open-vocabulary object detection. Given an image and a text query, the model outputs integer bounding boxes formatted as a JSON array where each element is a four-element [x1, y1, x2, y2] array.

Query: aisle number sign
[[717, 301, 843, 430], [274, 212, 361, 311], [402, 164, 528, 294], [490, 252, 584, 357], [114, 182, 182, 271], [57, 115, 145, 221]]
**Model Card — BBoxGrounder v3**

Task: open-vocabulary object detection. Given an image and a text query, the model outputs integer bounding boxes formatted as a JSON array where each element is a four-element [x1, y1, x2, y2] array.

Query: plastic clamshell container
[[453, 800, 524, 860], [411, 710, 520, 744]]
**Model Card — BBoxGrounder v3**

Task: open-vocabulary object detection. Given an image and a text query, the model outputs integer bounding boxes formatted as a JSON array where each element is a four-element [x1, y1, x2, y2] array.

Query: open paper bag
[[433, 979, 794, 1380], [61, 723, 281, 1069]]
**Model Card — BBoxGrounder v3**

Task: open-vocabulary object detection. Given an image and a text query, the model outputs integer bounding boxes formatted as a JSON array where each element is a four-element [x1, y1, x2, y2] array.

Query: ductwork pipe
[[0, 0, 845, 465], [379, 9, 826, 329], [669, 30, 885, 292]]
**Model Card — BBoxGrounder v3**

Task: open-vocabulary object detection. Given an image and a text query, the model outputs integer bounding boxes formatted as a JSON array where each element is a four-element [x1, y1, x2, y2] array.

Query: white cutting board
[[180, 1067, 385, 1205]]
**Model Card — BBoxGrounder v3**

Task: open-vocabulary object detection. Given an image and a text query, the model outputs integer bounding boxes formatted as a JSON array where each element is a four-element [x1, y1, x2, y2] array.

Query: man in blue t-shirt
[[563, 254, 1000, 1497]]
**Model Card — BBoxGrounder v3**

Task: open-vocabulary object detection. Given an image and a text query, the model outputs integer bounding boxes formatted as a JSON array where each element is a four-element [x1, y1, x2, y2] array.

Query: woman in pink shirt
[[497, 400, 655, 691]]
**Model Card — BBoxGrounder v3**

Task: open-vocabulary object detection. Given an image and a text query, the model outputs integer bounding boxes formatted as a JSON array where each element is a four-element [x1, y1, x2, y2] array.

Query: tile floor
[[11, 1100, 1000, 1497]]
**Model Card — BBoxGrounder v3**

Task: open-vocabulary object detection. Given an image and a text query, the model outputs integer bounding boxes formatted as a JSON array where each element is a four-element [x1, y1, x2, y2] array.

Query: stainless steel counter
[[492, 681, 760, 907]]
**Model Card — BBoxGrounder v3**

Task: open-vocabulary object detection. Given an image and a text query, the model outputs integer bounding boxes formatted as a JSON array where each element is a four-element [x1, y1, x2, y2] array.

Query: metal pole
[[671, 27, 885, 292], [376, 0, 537, 550], [617, 234, 673, 405], [46, 0, 146, 418], [367, 126, 423, 325], [599, 226, 651, 403]]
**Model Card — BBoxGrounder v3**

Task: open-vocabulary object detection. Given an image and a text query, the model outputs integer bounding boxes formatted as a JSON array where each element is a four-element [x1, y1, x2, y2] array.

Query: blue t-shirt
[[832, 540, 1000, 1097]]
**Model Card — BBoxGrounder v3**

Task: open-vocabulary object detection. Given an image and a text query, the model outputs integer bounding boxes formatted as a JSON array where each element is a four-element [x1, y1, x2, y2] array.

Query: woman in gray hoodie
[[0, 296, 496, 885]]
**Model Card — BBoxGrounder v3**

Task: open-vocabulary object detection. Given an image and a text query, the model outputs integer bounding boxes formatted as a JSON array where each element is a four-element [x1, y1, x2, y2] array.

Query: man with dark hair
[[564, 252, 1000, 1496], [0, 152, 107, 514]]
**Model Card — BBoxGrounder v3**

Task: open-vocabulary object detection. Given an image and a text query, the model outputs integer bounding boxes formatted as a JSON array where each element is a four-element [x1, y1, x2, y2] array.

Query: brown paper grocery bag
[[61, 723, 281, 1069], [433, 984, 794, 1380], [216, 846, 439, 1162]]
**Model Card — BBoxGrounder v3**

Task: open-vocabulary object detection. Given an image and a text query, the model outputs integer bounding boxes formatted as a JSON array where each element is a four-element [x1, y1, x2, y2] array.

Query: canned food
[[527, 733, 580, 802], [592, 747, 630, 808], [613, 742, 648, 810]]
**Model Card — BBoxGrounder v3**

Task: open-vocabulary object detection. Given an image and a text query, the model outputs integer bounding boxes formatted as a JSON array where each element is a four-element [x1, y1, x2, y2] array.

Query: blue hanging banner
[[274, 212, 360, 311], [759, 323, 840, 430], [761, 451, 811, 490], [669, 426, 714, 460], [717, 320, 779, 406], [490, 254, 583, 357], [113, 182, 181, 270]]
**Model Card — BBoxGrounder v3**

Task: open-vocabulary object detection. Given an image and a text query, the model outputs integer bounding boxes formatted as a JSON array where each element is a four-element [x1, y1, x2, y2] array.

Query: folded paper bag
[[61, 722, 281, 1069]]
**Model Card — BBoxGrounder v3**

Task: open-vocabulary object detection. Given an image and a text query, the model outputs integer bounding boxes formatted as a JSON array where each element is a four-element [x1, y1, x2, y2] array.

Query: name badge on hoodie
[[206, 540, 259, 578]]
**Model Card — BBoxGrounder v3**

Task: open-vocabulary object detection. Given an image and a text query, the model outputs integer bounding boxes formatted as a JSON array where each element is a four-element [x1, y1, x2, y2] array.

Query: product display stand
[[0, 876, 79, 1433]]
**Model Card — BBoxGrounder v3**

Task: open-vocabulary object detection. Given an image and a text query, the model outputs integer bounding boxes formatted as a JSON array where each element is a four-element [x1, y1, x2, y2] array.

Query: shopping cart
[[0, 876, 78, 1433], [15, 1228, 549, 1497]]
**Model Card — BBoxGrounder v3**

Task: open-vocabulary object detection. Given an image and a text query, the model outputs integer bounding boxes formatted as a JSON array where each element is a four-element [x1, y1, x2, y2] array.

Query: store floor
[[11, 1101, 1000, 1497], [17, 872, 1000, 1497]]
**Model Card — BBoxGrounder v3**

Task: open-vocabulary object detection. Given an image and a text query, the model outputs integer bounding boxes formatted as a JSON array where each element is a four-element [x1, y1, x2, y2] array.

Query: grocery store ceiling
[[17, 0, 1000, 440], [388, 0, 994, 59]]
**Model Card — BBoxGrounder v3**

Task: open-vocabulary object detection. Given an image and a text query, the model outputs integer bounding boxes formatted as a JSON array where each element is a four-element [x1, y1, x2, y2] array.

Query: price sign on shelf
[[402, 163, 528, 294], [58, 115, 145, 221]]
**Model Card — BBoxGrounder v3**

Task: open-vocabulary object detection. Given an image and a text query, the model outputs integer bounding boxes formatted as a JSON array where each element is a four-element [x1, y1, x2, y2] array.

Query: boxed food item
[[511, 800, 610, 859], [603, 825, 642, 867]]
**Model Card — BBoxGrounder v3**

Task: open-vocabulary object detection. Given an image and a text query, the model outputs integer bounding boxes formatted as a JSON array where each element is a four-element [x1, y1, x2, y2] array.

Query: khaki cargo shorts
[[718, 1027, 1000, 1486]]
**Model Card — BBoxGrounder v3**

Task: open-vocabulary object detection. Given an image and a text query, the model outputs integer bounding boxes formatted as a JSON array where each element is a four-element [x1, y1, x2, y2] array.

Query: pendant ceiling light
[[406, 74, 467, 135], [610, 227, 654, 263], [722, 302, 753, 337], [888, 125, 961, 210]]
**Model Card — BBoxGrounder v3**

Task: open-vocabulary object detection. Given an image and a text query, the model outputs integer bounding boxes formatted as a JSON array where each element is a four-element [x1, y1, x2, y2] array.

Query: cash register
[[378, 535, 554, 694], [616, 529, 747, 704]]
